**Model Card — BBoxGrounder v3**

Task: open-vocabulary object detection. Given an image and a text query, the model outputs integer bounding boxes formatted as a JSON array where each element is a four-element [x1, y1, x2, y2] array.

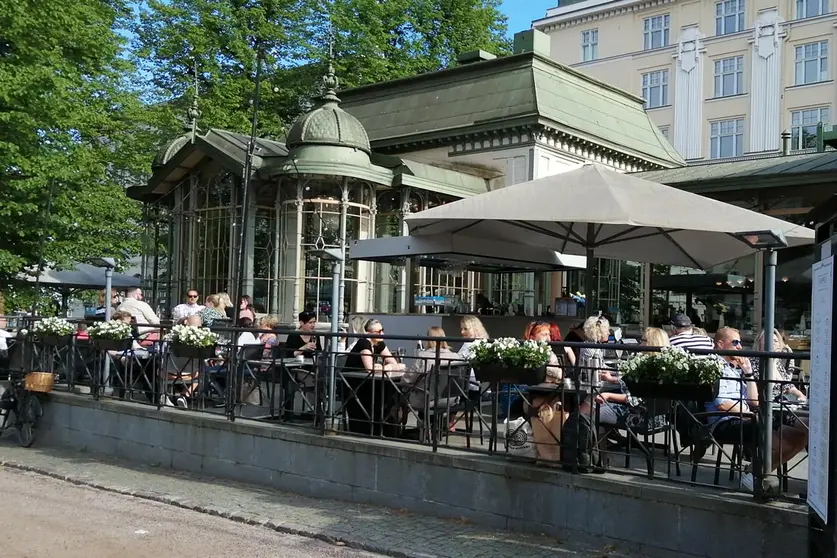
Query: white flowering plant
[[618, 346, 724, 386], [466, 338, 552, 369], [88, 320, 133, 340], [165, 324, 217, 348], [32, 317, 74, 337]]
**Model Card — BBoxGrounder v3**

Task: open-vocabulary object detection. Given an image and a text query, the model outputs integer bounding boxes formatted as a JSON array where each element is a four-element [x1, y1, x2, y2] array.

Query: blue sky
[[501, 0, 556, 37]]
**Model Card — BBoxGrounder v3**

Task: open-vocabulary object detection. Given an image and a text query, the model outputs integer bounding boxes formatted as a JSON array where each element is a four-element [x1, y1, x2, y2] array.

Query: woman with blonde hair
[[458, 315, 489, 393], [751, 329, 806, 403], [198, 294, 226, 327], [580, 315, 618, 384], [641, 327, 670, 350], [403, 326, 459, 408], [258, 314, 280, 346], [217, 292, 234, 319]]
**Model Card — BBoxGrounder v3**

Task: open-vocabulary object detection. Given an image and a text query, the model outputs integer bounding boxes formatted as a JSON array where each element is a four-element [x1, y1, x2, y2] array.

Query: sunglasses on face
[[731, 339, 742, 347], [188, 294, 199, 299]]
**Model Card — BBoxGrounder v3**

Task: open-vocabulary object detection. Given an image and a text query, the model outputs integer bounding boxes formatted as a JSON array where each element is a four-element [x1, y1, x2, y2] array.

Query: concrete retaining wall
[[40, 392, 807, 557]]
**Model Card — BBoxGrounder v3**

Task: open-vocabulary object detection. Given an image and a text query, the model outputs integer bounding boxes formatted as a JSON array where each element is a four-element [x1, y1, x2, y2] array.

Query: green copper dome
[[286, 64, 371, 155]]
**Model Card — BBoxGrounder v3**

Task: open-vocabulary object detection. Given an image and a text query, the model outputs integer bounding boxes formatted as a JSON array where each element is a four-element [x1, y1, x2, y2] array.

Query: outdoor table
[[247, 358, 314, 419], [340, 368, 406, 437]]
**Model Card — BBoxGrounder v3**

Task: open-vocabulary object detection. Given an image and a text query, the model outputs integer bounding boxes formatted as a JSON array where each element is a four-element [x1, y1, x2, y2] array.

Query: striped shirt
[[669, 332, 714, 353]]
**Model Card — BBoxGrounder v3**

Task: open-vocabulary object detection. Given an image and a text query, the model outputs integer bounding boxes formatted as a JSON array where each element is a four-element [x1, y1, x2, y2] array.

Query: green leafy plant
[[466, 338, 552, 370], [619, 346, 724, 386]]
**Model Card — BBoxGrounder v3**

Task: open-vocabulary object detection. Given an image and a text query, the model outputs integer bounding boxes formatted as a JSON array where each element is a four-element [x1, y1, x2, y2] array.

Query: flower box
[[171, 343, 215, 360], [624, 380, 716, 403], [474, 364, 546, 385], [40, 335, 72, 348], [93, 338, 133, 352]]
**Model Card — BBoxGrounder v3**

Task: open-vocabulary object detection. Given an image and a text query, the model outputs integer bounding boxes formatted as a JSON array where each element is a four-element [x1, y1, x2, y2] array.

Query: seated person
[[258, 315, 281, 347], [184, 314, 202, 327], [236, 317, 262, 347], [344, 319, 403, 373], [284, 311, 322, 357], [578, 315, 619, 384], [523, 322, 565, 463], [402, 326, 461, 410], [709, 327, 808, 492]]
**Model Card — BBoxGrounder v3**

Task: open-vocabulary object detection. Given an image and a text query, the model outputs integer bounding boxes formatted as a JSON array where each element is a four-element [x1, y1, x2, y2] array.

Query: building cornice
[[443, 124, 669, 171], [535, 0, 675, 31]]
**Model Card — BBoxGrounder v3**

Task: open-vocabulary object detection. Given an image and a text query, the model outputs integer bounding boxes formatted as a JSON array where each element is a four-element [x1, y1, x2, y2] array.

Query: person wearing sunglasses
[[707, 327, 808, 492], [172, 289, 203, 323]]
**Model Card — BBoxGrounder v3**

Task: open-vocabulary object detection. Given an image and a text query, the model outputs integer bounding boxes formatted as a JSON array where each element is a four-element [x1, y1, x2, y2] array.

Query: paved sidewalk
[[0, 441, 635, 558]]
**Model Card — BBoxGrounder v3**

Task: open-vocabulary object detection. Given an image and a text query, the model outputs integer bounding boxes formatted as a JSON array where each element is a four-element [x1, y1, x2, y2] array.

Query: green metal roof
[[634, 151, 837, 191], [339, 52, 683, 168]]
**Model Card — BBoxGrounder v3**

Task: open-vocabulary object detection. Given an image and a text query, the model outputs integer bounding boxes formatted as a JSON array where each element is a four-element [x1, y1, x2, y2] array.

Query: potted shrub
[[88, 320, 133, 352], [32, 317, 74, 347], [166, 324, 217, 359], [619, 346, 724, 401], [467, 338, 552, 385]]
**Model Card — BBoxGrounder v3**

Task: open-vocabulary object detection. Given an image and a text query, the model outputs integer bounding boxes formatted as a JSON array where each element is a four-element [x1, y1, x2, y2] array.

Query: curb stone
[[0, 459, 411, 558]]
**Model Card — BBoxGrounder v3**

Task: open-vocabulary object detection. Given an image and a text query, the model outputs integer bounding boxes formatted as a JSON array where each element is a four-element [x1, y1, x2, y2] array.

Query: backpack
[[561, 410, 601, 473]]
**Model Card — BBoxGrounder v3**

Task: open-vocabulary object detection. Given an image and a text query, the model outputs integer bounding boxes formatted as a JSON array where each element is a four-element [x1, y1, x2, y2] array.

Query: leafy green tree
[[0, 0, 145, 296], [132, 0, 511, 135]]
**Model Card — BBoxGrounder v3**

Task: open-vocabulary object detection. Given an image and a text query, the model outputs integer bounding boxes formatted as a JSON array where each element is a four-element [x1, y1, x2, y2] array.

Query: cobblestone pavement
[[0, 441, 635, 558], [0, 467, 382, 557]]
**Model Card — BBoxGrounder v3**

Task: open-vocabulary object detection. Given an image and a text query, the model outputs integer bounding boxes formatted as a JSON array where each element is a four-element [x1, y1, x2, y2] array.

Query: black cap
[[671, 313, 692, 328]]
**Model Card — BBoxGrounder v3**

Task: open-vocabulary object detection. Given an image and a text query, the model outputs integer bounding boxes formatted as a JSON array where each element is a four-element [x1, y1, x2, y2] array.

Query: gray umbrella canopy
[[24, 263, 141, 290], [405, 163, 814, 269]]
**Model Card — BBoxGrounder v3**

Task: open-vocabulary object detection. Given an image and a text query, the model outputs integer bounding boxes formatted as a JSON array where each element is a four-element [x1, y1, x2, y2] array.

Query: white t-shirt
[[236, 331, 261, 347], [172, 303, 204, 323]]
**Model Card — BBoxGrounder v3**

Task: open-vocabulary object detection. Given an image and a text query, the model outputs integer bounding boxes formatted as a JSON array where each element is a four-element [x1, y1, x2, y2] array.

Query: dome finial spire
[[187, 55, 202, 142], [321, 19, 340, 103]]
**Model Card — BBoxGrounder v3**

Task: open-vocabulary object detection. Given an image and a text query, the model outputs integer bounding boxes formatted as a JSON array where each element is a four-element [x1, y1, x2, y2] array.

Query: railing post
[[759, 249, 778, 499]]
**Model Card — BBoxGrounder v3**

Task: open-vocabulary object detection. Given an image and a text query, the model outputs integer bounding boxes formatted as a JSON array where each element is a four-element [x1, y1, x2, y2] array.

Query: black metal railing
[[0, 317, 811, 502]]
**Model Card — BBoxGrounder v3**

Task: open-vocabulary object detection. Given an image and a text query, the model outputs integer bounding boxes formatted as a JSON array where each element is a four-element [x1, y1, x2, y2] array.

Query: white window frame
[[710, 119, 744, 159], [643, 15, 670, 50], [791, 107, 829, 149], [796, 0, 828, 19], [713, 56, 744, 97], [641, 69, 669, 108], [794, 40, 829, 85], [581, 29, 599, 62], [715, 0, 745, 35]]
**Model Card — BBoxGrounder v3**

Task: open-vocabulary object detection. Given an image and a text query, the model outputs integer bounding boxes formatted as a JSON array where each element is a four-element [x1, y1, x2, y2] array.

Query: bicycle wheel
[[16, 393, 40, 448]]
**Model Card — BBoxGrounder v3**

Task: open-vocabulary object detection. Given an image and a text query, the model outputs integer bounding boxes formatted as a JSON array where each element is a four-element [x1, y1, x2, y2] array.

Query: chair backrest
[[427, 362, 470, 404]]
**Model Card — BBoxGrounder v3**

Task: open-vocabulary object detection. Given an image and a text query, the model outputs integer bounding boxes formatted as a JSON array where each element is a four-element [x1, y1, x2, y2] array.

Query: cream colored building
[[534, 0, 835, 160]]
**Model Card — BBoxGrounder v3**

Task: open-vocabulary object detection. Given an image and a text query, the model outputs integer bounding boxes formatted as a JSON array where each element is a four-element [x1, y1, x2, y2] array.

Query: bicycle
[[0, 374, 45, 448]]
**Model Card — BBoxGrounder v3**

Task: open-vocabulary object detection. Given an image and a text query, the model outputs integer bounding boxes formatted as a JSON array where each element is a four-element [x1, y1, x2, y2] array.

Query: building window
[[796, 0, 828, 19], [581, 29, 598, 62], [715, 0, 745, 35], [710, 119, 744, 158], [659, 126, 669, 140], [713, 56, 744, 97], [791, 107, 829, 149], [795, 41, 828, 85], [642, 70, 669, 108], [643, 15, 670, 50]]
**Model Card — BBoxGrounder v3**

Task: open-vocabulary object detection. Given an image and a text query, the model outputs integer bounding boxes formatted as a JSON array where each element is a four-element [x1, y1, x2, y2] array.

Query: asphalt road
[[0, 468, 383, 558]]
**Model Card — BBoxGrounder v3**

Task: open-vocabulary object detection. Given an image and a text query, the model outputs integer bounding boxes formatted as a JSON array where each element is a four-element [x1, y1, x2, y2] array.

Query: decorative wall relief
[[673, 26, 705, 160]]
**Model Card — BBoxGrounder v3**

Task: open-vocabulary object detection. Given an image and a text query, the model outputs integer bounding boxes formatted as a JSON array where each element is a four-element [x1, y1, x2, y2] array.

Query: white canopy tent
[[404, 163, 815, 313]]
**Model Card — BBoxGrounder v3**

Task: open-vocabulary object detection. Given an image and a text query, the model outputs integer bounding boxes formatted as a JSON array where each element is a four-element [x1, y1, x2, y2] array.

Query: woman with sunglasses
[[343, 319, 405, 435]]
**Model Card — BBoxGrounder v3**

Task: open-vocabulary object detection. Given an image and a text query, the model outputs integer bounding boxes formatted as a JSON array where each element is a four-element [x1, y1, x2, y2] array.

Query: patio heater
[[309, 248, 344, 429], [733, 229, 788, 500], [89, 257, 116, 392]]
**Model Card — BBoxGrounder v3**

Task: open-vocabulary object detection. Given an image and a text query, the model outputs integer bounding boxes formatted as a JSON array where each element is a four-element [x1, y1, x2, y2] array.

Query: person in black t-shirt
[[343, 319, 401, 373], [284, 311, 322, 357]]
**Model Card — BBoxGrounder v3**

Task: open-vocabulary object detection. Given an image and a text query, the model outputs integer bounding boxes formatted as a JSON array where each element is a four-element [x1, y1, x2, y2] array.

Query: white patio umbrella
[[405, 163, 815, 313]]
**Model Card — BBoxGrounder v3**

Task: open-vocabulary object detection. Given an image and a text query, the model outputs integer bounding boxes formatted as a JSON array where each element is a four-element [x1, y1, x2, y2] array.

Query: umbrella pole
[[585, 224, 597, 316]]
